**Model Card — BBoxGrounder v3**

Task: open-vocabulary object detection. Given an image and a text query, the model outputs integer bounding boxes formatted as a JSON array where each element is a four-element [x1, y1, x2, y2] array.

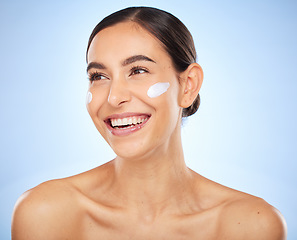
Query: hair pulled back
[[86, 7, 200, 117]]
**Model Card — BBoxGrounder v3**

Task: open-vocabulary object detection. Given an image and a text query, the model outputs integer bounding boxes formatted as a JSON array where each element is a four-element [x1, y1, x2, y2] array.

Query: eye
[[130, 66, 148, 76], [88, 72, 108, 82]]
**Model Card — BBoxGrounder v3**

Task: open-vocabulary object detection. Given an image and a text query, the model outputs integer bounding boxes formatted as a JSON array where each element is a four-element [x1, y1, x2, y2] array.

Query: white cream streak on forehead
[[147, 82, 170, 98], [86, 91, 92, 104]]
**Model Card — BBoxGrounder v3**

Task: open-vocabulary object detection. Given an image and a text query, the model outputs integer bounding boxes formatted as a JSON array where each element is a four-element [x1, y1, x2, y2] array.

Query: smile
[[110, 116, 149, 129], [105, 113, 151, 136]]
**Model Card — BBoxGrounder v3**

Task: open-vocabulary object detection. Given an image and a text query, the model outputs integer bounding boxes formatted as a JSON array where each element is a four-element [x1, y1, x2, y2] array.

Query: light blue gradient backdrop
[[1, 0, 296, 239]]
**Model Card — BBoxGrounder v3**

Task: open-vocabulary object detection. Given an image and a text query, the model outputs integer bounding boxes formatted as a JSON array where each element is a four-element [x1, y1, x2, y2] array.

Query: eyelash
[[88, 72, 107, 82], [129, 66, 149, 76], [88, 66, 149, 82]]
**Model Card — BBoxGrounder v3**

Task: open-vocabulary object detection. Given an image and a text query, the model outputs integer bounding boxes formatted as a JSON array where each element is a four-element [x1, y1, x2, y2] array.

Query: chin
[[110, 136, 160, 162]]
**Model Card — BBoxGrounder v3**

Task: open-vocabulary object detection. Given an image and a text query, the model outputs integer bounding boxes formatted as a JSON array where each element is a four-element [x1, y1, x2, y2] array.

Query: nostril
[[107, 95, 126, 106], [118, 100, 128, 105], [107, 85, 131, 107]]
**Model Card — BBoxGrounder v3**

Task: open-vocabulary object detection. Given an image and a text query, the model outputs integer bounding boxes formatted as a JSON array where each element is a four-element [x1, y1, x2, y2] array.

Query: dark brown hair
[[86, 6, 200, 117]]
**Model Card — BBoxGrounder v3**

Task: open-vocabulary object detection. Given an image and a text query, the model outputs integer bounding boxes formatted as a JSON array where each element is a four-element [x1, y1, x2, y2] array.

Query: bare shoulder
[[219, 194, 287, 240], [11, 178, 81, 240], [11, 162, 114, 240]]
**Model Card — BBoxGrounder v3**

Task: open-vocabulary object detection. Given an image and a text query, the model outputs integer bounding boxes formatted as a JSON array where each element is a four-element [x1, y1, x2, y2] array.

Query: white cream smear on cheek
[[86, 91, 92, 104], [147, 82, 170, 98]]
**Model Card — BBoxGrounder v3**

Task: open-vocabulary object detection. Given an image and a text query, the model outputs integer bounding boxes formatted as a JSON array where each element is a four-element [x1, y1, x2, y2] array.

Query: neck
[[108, 128, 196, 218]]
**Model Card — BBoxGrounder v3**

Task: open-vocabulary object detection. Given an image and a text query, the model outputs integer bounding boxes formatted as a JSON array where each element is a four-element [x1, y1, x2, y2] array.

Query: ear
[[179, 63, 203, 108]]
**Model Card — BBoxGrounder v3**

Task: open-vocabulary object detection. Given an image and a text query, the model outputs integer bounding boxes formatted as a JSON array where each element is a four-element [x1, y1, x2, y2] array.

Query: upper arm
[[220, 197, 287, 240]]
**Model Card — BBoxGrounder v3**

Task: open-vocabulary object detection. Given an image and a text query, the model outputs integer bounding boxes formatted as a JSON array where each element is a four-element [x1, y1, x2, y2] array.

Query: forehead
[[87, 21, 169, 64]]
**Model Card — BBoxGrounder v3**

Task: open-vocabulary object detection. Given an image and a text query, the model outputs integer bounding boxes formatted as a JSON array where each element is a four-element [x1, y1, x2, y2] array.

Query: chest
[[79, 211, 220, 240]]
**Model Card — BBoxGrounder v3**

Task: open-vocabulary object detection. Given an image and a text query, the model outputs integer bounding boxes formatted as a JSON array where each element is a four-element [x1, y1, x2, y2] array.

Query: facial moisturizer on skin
[[86, 91, 92, 104], [147, 82, 170, 98]]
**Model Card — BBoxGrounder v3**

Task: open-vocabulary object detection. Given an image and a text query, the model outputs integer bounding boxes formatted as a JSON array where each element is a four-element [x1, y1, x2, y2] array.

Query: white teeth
[[110, 116, 148, 128]]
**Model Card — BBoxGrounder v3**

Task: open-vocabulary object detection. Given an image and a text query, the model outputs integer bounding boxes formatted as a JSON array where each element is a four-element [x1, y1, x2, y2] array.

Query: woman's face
[[87, 22, 184, 159]]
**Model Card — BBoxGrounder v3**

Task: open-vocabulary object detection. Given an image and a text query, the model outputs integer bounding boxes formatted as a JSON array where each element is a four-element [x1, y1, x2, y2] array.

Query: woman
[[12, 7, 286, 239]]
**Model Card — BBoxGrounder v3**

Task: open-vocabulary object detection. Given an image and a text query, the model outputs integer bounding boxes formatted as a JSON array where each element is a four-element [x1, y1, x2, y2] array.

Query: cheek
[[147, 82, 170, 98], [129, 81, 173, 111], [86, 91, 94, 117], [86, 91, 92, 104], [131, 80, 179, 109], [86, 86, 109, 117]]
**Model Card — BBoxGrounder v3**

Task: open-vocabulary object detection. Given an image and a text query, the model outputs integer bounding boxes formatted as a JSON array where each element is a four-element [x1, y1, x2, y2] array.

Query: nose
[[107, 77, 131, 107]]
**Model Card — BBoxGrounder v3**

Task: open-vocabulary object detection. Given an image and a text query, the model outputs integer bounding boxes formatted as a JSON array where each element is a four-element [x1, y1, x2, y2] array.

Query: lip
[[104, 112, 151, 136]]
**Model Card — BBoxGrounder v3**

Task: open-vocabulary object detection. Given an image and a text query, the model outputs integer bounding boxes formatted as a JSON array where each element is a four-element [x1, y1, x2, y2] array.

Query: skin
[[11, 22, 287, 240]]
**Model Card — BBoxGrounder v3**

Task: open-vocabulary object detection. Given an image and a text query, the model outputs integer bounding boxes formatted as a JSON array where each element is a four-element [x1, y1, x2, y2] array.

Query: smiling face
[[86, 22, 184, 159]]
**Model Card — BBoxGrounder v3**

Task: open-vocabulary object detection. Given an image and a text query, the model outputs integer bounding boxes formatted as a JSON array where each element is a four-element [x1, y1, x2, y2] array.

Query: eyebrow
[[86, 62, 106, 72], [87, 54, 156, 72], [122, 55, 156, 66]]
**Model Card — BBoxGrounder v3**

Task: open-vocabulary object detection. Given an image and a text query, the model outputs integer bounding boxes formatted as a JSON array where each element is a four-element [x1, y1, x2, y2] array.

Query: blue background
[[1, 0, 296, 239]]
